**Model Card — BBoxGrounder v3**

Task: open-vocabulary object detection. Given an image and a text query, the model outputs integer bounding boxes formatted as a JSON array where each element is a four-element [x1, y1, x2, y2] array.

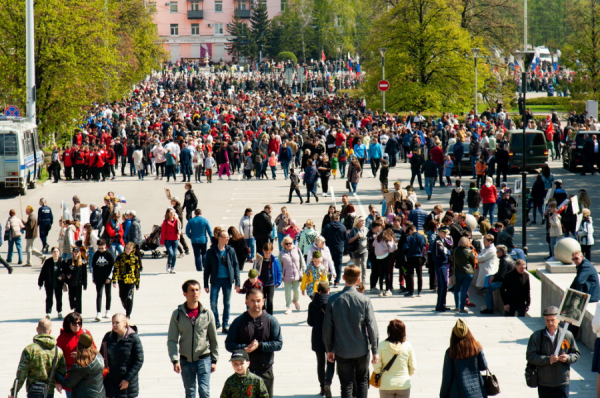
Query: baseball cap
[[230, 349, 250, 362]]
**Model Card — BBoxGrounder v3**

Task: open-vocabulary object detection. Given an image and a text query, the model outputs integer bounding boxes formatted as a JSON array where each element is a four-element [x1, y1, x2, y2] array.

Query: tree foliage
[[0, 0, 165, 143], [248, 2, 271, 59], [363, 0, 492, 112], [226, 16, 251, 61]]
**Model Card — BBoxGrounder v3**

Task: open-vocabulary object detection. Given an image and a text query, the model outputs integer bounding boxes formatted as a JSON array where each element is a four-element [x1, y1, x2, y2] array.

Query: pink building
[[151, 0, 284, 63]]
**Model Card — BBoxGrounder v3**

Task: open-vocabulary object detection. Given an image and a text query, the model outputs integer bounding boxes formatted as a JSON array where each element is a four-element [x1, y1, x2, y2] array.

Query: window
[[170, 1, 178, 13], [214, 23, 223, 35], [170, 24, 179, 36], [280, 0, 287, 11], [239, 1, 247, 10], [191, 23, 200, 35], [190, 0, 200, 10], [148, 1, 157, 12], [215, 0, 222, 12]]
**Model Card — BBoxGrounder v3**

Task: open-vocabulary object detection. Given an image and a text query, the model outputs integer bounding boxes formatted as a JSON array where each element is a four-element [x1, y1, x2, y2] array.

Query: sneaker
[[459, 309, 469, 314], [404, 292, 414, 297], [324, 385, 332, 398], [546, 256, 557, 261], [416, 291, 421, 297], [452, 308, 459, 312], [294, 301, 300, 311], [166, 266, 171, 273], [57, 312, 63, 319], [284, 308, 292, 315], [378, 291, 385, 297], [384, 290, 393, 297], [222, 326, 229, 333], [7, 266, 13, 274], [45, 314, 51, 320], [170, 269, 176, 274], [104, 311, 110, 318], [95, 313, 101, 322], [178, 252, 185, 258], [480, 308, 495, 314], [41, 256, 46, 265]]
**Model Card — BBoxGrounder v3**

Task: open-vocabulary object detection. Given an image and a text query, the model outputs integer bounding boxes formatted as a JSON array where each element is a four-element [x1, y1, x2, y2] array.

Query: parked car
[[445, 141, 472, 172], [562, 130, 597, 172]]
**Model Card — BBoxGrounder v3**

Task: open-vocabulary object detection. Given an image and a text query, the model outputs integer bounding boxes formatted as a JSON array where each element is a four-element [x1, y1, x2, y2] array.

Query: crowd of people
[[6, 62, 600, 398]]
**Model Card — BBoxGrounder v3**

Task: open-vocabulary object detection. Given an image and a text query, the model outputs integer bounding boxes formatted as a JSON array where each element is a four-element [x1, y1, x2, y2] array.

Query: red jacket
[[96, 150, 105, 168], [56, 328, 96, 370], [63, 149, 73, 167], [106, 148, 116, 165], [105, 220, 125, 246], [430, 146, 444, 166], [268, 138, 280, 155], [87, 152, 97, 167], [160, 219, 180, 244], [480, 184, 498, 205]]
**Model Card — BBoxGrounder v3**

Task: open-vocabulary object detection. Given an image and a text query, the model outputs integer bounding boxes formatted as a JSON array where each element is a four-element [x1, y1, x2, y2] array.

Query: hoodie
[[321, 221, 347, 252], [307, 293, 330, 352], [449, 186, 465, 213]]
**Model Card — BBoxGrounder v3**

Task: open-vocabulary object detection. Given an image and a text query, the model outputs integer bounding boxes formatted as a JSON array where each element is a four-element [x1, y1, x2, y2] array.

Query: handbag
[[369, 354, 398, 388], [28, 346, 58, 398], [525, 363, 538, 388], [346, 180, 351, 190], [482, 368, 500, 396], [101, 342, 110, 379], [4, 224, 11, 242], [449, 275, 456, 288]]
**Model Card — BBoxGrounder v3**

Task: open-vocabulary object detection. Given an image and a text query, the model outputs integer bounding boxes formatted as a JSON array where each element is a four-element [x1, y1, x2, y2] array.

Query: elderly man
[[500, 259, 530, 317], [571, 251, 600, 303], [526, 306, 580, 398]]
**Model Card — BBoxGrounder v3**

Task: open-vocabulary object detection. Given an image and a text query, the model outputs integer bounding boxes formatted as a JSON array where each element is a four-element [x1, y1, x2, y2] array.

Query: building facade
[[151, 0, 284, 63]]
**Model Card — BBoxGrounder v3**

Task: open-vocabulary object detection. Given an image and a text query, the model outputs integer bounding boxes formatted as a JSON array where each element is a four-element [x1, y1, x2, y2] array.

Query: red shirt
[[335, 133, 346, 147]]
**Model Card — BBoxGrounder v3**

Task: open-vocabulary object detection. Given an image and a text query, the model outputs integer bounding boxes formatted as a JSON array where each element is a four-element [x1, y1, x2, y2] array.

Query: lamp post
[[514, 50, 536, 250], [379, 47, 387, 112], [472, 48, 480, 116], [337, 46, 341, 91]]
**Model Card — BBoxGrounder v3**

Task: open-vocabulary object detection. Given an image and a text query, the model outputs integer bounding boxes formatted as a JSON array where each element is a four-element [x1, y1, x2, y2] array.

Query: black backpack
[[344, 214, 356, 231]]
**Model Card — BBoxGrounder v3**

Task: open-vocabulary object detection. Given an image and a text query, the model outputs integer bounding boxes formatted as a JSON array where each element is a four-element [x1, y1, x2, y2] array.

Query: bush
[[524, 97, 570, 106], [276, 51, 297, 65]]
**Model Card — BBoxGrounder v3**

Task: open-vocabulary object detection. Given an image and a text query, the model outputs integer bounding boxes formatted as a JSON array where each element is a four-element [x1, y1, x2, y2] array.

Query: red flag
[[321, 51, 326, 62]]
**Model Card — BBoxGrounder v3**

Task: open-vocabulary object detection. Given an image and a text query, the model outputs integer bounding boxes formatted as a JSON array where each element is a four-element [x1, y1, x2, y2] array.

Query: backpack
[[51, 151, 59, 163], [344, 214, 356, 231]]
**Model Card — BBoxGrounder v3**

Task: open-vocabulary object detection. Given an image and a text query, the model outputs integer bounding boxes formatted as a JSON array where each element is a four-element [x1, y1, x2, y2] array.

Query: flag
[[117, 195, 127, 204], [321, 51, 326, 62]]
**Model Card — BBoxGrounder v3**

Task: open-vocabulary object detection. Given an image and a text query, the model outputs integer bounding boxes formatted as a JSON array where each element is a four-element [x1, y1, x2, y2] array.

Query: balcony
[[187, 10, 204, 19], [234, 9, 251, 18]]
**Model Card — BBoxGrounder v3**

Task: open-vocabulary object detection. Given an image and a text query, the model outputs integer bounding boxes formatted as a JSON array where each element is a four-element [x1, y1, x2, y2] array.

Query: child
[[548, 203, 562, 260], [283, 219, 301, 242], [330, 153, 339, 179], [287, 168, 303, 204], [243, 152, 254, 180], [239, 269, 263, 295], [475, 154, 487, 188], [301, 251, 328, 298], [379, 158, 389, 190], [268, 152, 278, 179], [307, 281, 334, 397], [220, 350, 270, 398], [204, 152, 215, 183], [443, 155, 453, 185]]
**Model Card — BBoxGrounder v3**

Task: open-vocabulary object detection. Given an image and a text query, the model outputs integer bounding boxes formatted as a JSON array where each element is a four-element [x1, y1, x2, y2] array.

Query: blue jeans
[[468, 207, 479, 214], [182, 164, 192, 181], [210, 277, 232, 328], [339, 160, 347, 177], [180, 356, 211, 398], [191, 242, 207, 271], [137, 168, 144, 179], [484, 275, 502, 309], [282, 160, 290, 178], [437, 164, 444, 185], [270, 165, 277, 178], [6, 236, 22, 262], [435, 264, 449, 311], [509, 248, 526, 262], [482, 203, 495, 224], [350, 182, 358, 193], [87, 248, 95, 272], [471, 156, 478, 178], [110, 243, 123, 259], [165, 239, 178, 269], [454, 273, 473, 310], [550, 237, 558, 257], [245, 238, 255, 260], [425, 177, 434, 197], [129, 162, 136, 175], [277, 232, 286, 252]]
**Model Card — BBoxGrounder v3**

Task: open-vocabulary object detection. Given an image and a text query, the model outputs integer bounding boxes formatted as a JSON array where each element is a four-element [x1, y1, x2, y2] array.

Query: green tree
[[226, 17, 251, 61], [363, 0, 491, 112], [249, 2, 271, 60], [0, 0, 164, 143]]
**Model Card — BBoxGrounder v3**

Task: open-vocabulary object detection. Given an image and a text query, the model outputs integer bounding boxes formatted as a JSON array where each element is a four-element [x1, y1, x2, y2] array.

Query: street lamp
[[379, 47, 387, 112], [471, 48, 480, 116], [337, 46, 341, 91], [514, 49, 536, 251]]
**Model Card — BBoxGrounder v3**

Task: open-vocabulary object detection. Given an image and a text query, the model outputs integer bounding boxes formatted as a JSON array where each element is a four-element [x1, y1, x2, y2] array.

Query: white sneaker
[[322, 193, 328, 197], [95, 313, 101, 322], [45, 313, 51, 320], [384, 290, 393, 297], [166, 266, 171, 273], [170, 269, 176, 274], [284, 307, 292, 315], [178, 252, 185, 258], [104, 311, 110, 319], [378, 291, 385, 297]]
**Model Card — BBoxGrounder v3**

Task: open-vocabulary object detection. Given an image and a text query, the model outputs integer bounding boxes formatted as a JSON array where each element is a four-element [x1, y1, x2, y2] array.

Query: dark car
[[563, 130, 598, 172], [507, 129, 548, 172], [445, 141, 472, 172]]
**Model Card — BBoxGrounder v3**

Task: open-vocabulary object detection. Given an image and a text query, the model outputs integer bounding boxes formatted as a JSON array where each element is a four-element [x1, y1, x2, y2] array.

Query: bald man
[[10, 319, 66, 398]]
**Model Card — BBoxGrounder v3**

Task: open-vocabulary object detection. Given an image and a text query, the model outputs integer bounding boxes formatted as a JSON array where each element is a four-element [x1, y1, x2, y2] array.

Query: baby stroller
[[140, 225, 164, 258]]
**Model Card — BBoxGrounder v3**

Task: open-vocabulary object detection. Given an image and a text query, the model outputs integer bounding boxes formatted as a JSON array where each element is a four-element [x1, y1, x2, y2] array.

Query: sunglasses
[[71, 321, 82, 326], [284, 242, 292, 246]]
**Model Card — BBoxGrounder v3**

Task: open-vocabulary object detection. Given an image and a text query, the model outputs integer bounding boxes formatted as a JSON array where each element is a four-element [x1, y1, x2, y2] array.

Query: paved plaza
[[0, 159, 597, 397]]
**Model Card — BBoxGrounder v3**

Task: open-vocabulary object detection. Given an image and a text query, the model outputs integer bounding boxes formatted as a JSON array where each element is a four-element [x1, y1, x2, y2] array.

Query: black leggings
[[95, 282, 112, 313], [68, 285, 83, 314], [156, 162, 165, 177], [370, 257, 390, 291], [119, 282, 135, 318], [320, 175, 330, 194], [45, 286, 63, 314], [263, 285, 275, 315], [406, 257, 423, 294]]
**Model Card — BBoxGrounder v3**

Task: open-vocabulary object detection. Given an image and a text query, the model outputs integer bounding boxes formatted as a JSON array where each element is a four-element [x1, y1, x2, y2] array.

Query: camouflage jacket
[[220, 371, 269, 398], [113, 251, 141, 287], [11, 335, 66, 396]]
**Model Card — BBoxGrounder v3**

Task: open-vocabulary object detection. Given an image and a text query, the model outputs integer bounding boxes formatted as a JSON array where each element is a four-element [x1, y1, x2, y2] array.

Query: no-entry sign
[[378, 80, 390, 92]]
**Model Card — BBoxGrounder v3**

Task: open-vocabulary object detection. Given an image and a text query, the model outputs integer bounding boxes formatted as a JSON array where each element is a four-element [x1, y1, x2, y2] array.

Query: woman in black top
[[317, 154, 332, 197], [321, 205, 336, 234], [38, 247, 66, 318], [64, 247, 88, 315], [228, 226, 248, 271]]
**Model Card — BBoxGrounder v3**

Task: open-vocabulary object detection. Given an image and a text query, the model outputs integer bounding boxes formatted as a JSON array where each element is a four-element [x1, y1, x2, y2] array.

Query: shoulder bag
[[369, 354, 398, 388], [27, 346, 59, 398], [101, 341, 110, 378], [482, 368, 500, 396], [524, 362, 538, 388]]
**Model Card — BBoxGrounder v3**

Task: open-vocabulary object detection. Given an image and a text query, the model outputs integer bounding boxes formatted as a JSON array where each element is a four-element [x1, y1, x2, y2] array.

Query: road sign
[[378, 80, 390, 92], [4, 105, 21, 117]]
